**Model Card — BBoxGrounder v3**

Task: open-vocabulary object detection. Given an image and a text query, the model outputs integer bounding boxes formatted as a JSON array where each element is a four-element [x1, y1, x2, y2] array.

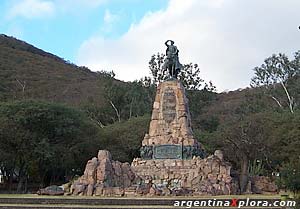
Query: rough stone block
[[86, 184, 94, 196]]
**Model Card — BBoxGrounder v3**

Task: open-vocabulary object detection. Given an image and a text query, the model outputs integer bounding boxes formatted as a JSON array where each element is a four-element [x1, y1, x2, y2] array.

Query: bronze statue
[[162, 40, 182, 79]]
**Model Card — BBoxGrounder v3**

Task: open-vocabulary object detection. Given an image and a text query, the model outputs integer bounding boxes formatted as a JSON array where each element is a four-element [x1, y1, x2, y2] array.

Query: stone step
[[0, 197, 175, 205]]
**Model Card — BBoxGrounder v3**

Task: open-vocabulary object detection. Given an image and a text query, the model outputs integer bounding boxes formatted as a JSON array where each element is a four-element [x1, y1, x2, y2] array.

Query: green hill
[[0, 34, 113, 107]]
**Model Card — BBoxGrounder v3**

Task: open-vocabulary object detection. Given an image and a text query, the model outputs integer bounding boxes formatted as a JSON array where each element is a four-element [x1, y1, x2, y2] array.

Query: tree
[[251, 51, 300, 113], [148, 53, 167, 85], [100, 115, 150, 162], [101, 79, 154, 123], [278, 162, 300, 195], [0, 101, 100, 192], [147, 53, 216, 91], [203, 109, 300, 193], [215, 115, 268, 193], [123, 81, 154, 118], [96, 70, 116, 78]]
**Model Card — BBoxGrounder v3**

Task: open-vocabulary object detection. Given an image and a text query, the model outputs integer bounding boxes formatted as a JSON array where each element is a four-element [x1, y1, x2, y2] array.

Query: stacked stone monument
[[131, 79, 238, 195], [70, 41, 239, 196], [139, 80, 204, 160]]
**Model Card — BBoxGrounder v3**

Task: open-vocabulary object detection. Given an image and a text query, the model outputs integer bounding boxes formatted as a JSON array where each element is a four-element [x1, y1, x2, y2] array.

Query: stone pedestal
[[143, 80, 196, 146], [140, 80, 205, 160], [131, 152, 238, 195]]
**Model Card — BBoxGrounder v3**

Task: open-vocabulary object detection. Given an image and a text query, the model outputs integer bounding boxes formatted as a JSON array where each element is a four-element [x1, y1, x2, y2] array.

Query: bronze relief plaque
[[162, 88, 176, 123], [153, 145, 182, 159]]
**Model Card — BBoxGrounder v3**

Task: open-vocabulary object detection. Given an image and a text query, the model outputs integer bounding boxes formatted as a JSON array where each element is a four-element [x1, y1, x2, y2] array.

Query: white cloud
[[104, 9, 118, 24], [53, 0, 107, 13], [99, 9, 120, 34], [6, 0, 107, 19], [77, 0, 300, 91], [7, 0, 55, 19], [65, 0, 106, 8]]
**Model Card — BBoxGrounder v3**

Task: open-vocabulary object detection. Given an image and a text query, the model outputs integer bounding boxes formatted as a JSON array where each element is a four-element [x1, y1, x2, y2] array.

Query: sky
[[0, 0, 299, 91]]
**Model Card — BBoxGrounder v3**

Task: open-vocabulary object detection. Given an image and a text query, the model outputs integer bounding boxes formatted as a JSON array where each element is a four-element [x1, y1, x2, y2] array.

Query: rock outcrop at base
[[70, 150, 239, 196], [250, 176, 278, 194], [71, 150, 136, 196], [37, 185, 64, 195]]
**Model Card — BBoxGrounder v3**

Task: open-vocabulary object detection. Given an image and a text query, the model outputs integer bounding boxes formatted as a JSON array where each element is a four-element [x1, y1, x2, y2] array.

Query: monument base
[[70, 150, 239, 196], [131, 150, 239, 196]]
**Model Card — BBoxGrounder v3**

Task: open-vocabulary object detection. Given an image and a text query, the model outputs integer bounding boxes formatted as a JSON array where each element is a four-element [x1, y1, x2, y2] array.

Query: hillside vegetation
[[0, 34, 109, 106]]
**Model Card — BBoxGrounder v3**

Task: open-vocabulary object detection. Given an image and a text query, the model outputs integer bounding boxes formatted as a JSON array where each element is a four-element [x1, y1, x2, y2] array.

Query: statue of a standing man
[[163, 40, 182, 78]]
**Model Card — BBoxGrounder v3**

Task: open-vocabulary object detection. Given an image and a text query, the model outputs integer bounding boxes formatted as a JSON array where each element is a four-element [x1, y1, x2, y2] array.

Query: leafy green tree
[[148, 53, 166, 85], [248, 159, 265, 177], [278, 162, 300, 195], [102, 79, 154, 123], [251, 51, 300, 113], [147, 53, 216, 91], [0, 101, 100, 192], [203, 110, 300, 193], [266, 110, 300, 166], [123, 81, 154, 118], [99, 115, 150, 162], [215, 115, 268, 192], [96, 70, 116, 78], [187, 89, 218, 131], [103, 80, 127, 122]]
